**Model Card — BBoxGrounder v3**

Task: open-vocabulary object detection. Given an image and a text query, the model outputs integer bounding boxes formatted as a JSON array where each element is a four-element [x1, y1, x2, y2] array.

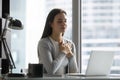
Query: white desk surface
[[3, 74, 120, 80]]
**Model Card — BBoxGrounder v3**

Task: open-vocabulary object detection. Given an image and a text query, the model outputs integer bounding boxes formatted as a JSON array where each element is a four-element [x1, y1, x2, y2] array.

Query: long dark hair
[[41, 8, 67, 39]]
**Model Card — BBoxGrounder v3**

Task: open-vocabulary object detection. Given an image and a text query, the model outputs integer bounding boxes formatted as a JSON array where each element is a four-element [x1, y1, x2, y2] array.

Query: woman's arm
[[68, 42, 79, 73], [38, 40, 66, 74]]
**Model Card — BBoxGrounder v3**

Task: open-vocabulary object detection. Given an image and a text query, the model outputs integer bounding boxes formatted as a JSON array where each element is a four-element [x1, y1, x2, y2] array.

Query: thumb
[[59, 41, 63, 45]]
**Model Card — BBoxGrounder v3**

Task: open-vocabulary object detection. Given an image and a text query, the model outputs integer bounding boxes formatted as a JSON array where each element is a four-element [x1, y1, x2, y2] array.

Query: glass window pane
[[81, 0, 120, 74]]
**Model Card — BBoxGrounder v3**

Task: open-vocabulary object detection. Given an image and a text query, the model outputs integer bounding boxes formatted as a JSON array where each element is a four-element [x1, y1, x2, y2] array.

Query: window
[[81, 0, 120, 74], [10, 0, 26, 72]]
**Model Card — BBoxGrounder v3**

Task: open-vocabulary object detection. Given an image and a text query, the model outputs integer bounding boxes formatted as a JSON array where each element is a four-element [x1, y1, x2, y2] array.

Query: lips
[[60, 26, 66, 29], [61, 27, 65, 29]]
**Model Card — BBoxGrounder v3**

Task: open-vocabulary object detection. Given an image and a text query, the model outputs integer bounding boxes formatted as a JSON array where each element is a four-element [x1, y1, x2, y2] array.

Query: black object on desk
[[28, 63, 43, 77], [7, 73, 25, 77], [1, 59, 9, 74]]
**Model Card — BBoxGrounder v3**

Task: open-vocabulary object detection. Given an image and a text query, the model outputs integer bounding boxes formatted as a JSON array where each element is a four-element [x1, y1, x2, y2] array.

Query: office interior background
[[1, 0, 120, 74]]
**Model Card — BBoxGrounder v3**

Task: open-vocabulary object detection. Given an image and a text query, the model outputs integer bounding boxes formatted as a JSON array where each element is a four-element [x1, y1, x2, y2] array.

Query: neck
[[50, 33, 63, 42]]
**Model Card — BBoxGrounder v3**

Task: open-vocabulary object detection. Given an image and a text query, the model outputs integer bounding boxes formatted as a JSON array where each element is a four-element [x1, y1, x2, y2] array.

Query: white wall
[[25, 0, 45, 67]]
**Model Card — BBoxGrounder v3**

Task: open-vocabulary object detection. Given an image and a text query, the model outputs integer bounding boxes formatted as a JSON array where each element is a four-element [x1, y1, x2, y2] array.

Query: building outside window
[[81, 0, 120, 74]]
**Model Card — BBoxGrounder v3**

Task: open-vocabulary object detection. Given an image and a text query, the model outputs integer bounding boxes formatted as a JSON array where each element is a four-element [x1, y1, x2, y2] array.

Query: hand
[[59, 42, 68, 54], [66, 52, 73, 58], [59, 42, 73, 57]]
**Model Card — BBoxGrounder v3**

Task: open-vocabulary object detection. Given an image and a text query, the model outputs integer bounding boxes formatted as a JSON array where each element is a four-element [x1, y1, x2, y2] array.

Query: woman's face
[[51, 13, 67, 35]]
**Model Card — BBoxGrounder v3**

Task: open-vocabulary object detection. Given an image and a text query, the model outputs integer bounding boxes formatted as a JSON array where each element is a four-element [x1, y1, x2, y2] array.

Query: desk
[[3, 74, 120, 80]]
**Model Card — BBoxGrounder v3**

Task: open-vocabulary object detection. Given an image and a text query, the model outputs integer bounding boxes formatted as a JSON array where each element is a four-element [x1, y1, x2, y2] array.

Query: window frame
[[72, 0, 81, 73]]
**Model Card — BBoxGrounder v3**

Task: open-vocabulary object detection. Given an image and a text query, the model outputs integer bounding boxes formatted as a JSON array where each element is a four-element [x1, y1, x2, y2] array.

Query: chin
[[61, 29, 66, 32], [61, 31, 65, 33]]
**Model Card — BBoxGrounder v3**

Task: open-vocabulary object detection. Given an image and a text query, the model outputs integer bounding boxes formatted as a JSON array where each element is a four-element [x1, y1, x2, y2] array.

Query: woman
[[38, 8, 78, 75]]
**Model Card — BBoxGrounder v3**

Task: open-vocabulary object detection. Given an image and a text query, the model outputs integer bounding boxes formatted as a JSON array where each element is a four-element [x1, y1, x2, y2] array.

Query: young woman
[[38, 8, 78, 75]]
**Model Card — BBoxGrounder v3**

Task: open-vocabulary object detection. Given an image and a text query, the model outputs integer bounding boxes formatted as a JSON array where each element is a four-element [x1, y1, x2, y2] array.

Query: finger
[[67, 42, 71, 46], [59, 41, 63, 45]]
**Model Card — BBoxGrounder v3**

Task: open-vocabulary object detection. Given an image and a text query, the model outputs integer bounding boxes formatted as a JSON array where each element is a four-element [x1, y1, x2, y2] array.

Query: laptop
[[67, 50, 114, 77]]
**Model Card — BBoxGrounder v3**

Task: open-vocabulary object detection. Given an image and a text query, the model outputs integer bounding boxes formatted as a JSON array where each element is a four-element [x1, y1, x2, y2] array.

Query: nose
[[62, 21, 66, 26]]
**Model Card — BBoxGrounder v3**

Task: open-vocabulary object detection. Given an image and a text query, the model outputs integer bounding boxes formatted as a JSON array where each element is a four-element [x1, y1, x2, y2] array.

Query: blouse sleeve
[[38, 40, 66, 74], [68, 41, 79, 73]]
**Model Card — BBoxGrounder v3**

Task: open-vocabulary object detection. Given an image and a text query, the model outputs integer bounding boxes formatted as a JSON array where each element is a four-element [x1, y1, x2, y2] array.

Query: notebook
[[67, 51, 114, 77]]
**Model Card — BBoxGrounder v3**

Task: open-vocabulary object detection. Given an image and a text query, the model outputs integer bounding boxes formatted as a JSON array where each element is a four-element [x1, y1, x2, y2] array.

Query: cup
[[28, 63, 43, 77]]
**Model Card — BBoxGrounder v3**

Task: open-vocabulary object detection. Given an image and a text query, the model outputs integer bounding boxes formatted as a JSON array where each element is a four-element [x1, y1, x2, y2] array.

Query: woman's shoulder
[[38, 37, 51, 45], [40, 37, 49, 42], [38, 37, 53, 51]]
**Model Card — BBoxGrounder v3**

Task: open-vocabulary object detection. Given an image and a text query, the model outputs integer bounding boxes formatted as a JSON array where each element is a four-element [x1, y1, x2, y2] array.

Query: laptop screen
[[86, 51, 114, 76]]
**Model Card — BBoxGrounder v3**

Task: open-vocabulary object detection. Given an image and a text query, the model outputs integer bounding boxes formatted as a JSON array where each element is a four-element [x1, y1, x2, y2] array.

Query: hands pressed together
[[59, 42, 73, 58]]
